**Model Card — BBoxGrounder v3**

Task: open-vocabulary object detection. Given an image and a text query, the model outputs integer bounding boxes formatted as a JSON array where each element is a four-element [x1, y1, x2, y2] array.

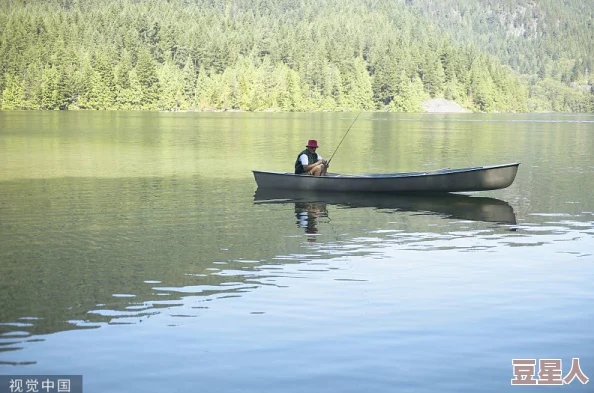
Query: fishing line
[[327, 110, 363, 164]]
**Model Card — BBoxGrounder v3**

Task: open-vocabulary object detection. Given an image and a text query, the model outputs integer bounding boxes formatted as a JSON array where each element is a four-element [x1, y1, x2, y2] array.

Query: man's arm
[[300, 154, 324, 172]]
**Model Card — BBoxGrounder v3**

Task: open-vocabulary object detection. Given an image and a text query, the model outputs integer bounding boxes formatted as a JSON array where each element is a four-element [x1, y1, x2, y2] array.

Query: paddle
[[327, 110, 362, 165]]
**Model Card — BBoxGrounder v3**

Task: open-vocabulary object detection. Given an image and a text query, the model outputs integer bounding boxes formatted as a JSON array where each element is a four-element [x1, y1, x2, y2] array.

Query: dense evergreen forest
[[0, 0, 592, 112]]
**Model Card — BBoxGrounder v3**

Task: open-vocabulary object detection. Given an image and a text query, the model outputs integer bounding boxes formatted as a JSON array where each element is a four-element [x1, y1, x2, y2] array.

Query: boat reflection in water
[[254, 189, 517, 240]]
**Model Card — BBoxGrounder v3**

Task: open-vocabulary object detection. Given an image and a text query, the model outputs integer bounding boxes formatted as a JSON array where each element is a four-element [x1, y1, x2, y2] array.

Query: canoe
[[252, 162, 520, 193], [254, 189, 517, 224]]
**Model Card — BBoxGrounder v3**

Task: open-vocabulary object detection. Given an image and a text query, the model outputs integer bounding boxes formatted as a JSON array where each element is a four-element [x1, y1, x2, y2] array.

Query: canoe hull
[[253, 163, 519, 193]]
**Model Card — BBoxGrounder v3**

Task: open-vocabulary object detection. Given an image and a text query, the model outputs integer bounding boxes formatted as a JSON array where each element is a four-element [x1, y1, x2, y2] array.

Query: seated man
[[294, 140, 329, 176]]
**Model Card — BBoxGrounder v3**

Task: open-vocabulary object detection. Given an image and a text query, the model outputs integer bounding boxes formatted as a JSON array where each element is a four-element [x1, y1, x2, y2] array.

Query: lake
[[0, 111, 593, 392]]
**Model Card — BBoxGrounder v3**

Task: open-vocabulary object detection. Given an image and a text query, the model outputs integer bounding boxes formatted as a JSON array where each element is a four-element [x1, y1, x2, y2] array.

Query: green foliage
[[526, 77, 594, 113], [0, 0, 590, 112]]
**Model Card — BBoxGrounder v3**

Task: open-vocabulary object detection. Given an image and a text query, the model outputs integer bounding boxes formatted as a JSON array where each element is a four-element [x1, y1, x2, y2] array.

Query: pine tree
[[1, 74, 25, 110], [127, 68, 143, 110], [370, 52, 399, 109], [76, 55, 96, 110], [221, 67, 240, 110], [283, 67, 303, 111], [158, 60, 182, 111], [236, 56, 256, 110], [181, 56, 196, 110], [91, 50, 116, 109], [114, 50, 134, 109], [391, 71, 425, 112], [420, 50, 445, 98], [469, 59, 496, 112], [251, 59, 274, 110], [194, 65, 213, 110], [23, 61, 43, 109], [46, 38, 77, 110], [342, 57, 374, 110], [322, 64, 342, 110], [40, 65, 61, 110], [135, 47, 160, 110]]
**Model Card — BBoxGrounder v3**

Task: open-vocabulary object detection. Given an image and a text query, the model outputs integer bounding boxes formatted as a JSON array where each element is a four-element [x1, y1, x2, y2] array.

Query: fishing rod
[[327, 110, 362, 165]]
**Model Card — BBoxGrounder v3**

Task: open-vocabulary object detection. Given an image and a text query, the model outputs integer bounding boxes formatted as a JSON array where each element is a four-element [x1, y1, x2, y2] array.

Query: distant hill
[[401, 0, 594, 111], [0, 0, 592, 112]]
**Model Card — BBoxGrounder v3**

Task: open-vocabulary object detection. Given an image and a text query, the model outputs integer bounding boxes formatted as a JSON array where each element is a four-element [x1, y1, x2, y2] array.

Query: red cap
[[306, 140, 319, 148]]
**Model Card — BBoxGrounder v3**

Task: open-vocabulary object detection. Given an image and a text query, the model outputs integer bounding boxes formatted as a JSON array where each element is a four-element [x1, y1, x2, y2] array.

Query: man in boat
[[294, 140, 329, 176]]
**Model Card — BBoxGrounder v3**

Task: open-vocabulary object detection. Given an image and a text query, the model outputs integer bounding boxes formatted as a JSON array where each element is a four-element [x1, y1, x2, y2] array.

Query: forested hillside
[[401, 0, 594, 112], [0, 0, 591, 112]]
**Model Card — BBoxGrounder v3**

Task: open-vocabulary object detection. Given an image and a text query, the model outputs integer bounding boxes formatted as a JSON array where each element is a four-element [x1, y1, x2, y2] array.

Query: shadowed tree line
[[0, 0, 591, 112]]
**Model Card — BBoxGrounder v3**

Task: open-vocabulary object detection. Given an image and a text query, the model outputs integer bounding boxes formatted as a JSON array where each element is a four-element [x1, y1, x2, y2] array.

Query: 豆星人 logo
[[512, 358, 589, 385]]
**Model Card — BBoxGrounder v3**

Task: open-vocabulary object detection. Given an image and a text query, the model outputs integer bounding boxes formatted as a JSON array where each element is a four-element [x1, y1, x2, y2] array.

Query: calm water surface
[[1, 111, 593, 392]]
